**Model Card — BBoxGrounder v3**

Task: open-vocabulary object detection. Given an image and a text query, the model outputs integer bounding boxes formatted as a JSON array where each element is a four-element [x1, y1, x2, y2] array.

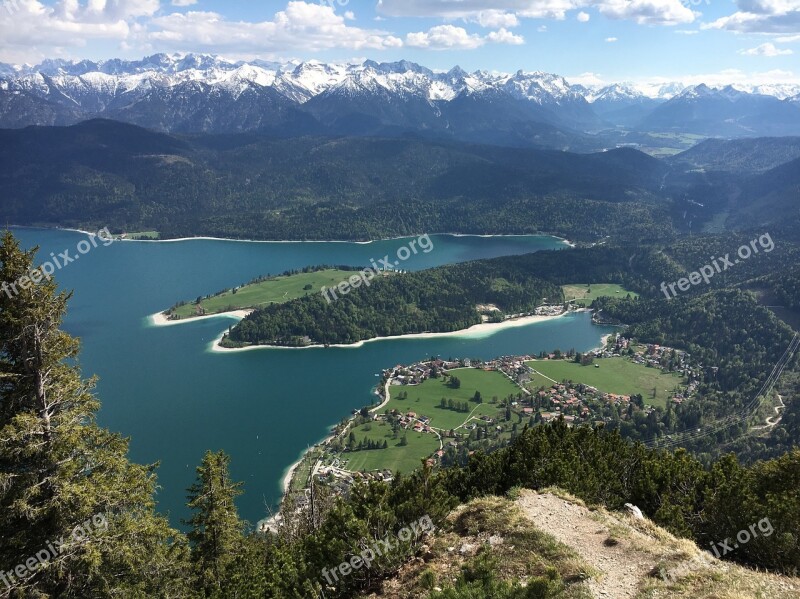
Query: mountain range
[[3, 54, 800, 146]]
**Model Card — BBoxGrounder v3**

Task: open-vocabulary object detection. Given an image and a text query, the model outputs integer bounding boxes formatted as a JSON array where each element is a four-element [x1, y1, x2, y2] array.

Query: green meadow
[[339, 368, 524, 474], [526, 357, 683, 408], [340, 421, 440, 474], [168, 268, 357, 318], [562, 283, 639, 307], [383, 368, 523, 430]]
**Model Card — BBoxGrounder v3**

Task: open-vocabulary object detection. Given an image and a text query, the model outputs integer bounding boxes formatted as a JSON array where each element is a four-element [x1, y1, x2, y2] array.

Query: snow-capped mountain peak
[[2, 54, 799, 137]]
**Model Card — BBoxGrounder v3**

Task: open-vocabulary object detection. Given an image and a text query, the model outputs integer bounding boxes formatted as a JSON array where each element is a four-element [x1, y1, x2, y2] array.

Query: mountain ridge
[[3, 53, 800, 141]]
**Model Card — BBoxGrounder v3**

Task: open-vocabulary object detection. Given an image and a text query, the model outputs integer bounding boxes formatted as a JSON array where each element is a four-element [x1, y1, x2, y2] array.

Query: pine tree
[[0, 231, 188, 597], [185, 450, 244, 597]]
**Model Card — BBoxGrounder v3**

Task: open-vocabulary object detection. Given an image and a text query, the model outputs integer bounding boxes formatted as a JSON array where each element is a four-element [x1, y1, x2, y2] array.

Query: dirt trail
[[754, 394, 786, 430], [517, 492, 656, 599]]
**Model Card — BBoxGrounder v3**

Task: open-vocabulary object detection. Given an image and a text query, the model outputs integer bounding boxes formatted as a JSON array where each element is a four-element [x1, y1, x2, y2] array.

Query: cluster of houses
[[304, 335, 702, 500], [385, 358, 468, 387], [485, 355, 536, 387], [534, 305, 566, 317], [391, 411, 434, 434], [531, 382, 631, 423]]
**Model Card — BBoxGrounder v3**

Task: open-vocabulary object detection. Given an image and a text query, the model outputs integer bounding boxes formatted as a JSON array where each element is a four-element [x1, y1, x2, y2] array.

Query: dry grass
[[359, 490, 800, 599], [360, 495, 595, 599]]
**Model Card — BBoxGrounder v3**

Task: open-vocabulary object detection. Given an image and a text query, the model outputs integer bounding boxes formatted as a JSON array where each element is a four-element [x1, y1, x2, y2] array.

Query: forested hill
[[3, 228, 800, 598], [224, 247, 649, 348], [0, 120, 676, 241], [225, 260, 564, 348], [224, 231, 800, 349], [224, 235, 800, 462]]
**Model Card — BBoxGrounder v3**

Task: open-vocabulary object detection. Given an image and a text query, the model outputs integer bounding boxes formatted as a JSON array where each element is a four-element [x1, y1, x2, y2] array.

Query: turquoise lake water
[[10, 229, 614, 525]]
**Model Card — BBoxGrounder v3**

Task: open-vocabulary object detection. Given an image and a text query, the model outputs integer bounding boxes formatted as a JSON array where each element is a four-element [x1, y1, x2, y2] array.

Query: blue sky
[[1, 0, 798, 84]]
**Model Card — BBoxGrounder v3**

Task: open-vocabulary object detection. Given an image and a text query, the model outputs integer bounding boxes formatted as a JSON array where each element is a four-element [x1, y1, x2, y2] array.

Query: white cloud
[[739, 41, 794, 54], [605, 36, 618, 41], [0, 1, 405, 62], [406, 25, 485, 49], [406, 24, 523, 49], [637, 68, 800, 87], [705, 0, 800, 33], [487, 27, 526, 43], [146, 3, 403, 54], [577, 10, 591, 21], [377, 0, 696, 26], [776, 33, 800, 39], [472, 10, 520, 28], [597, 0, 695, 25], [705, 11, 800, 32], [675, 29, 700, 33], [736, 0, 800, 15], [405, 25, 525, 50], [567, 71, 608, 85], [378, 0, 580, 21], [172, 0, 197, 6], [0, 0, 148, 63]]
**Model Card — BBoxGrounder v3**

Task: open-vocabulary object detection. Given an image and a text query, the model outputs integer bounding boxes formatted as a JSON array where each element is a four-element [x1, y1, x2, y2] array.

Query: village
[[272, 332, 705, 513]]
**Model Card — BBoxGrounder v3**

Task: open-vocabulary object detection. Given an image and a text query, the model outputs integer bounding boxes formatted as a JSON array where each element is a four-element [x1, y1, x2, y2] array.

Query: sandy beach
[[209, 311, 576, 353], [148, 309, 254, 327], [281, 455, 304, 495], [594, 333, 614, 352], [20, 226, 571, 247]]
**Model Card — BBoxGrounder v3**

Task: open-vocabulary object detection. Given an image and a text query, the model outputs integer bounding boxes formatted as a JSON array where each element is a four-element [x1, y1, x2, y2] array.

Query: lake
[[9, 228, 614, 525]]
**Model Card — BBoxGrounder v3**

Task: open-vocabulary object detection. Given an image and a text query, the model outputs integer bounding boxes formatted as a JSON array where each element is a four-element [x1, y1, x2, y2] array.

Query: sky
[[0, 0, 799, 85]]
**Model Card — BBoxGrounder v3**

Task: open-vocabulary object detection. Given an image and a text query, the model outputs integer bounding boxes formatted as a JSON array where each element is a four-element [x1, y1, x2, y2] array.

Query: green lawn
[[562, 283, 639, 307], [525, 357, 683, 408], [168, 268, 358, 318], [340, 421, 440, 474], [383, 368, 523, 430]]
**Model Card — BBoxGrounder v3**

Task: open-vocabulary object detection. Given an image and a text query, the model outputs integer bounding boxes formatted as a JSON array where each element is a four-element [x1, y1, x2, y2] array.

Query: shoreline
[[10, 225, 572, 248], [594, 333, 614, 353], [148, 309, 254, 327], [209, 311, 580, 353], [262, 310, 600, 524], [275, 375, 389, 513]]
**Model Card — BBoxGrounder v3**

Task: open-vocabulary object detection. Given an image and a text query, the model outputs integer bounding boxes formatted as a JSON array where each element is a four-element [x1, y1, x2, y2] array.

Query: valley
[[3, 39, 800, 598]]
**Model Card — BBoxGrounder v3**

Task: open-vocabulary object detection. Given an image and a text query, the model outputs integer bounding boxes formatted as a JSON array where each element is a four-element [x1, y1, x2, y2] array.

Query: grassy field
[[341, 369, 525, 474], [340, 421, 440, 473], [383, 368, 523, 430], [562, 283, 639, 307], [169, 268, 357, 318], [526, 357, 683, 408]]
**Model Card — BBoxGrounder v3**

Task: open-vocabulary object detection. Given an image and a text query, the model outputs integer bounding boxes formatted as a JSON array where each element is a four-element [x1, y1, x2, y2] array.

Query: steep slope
[[362, 491, 800, 599], [0, 120, 671, 240], [669, 137, 800, 174], [727, 156, 800, 230], [639, 85, 800, 136], [587, 83, 664, 128], [4, 54, 800, 144]]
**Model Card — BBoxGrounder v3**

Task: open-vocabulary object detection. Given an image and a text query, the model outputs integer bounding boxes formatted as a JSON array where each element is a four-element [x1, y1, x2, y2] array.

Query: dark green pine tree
[[185, 450, 245, 597], [0, 231, 189, 597]]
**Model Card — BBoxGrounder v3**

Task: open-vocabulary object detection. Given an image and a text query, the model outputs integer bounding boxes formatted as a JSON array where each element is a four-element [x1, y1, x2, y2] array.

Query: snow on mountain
[[2, 53, 800, 137], [584, 83, 645, 104], [3, 53, 797, 108]]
